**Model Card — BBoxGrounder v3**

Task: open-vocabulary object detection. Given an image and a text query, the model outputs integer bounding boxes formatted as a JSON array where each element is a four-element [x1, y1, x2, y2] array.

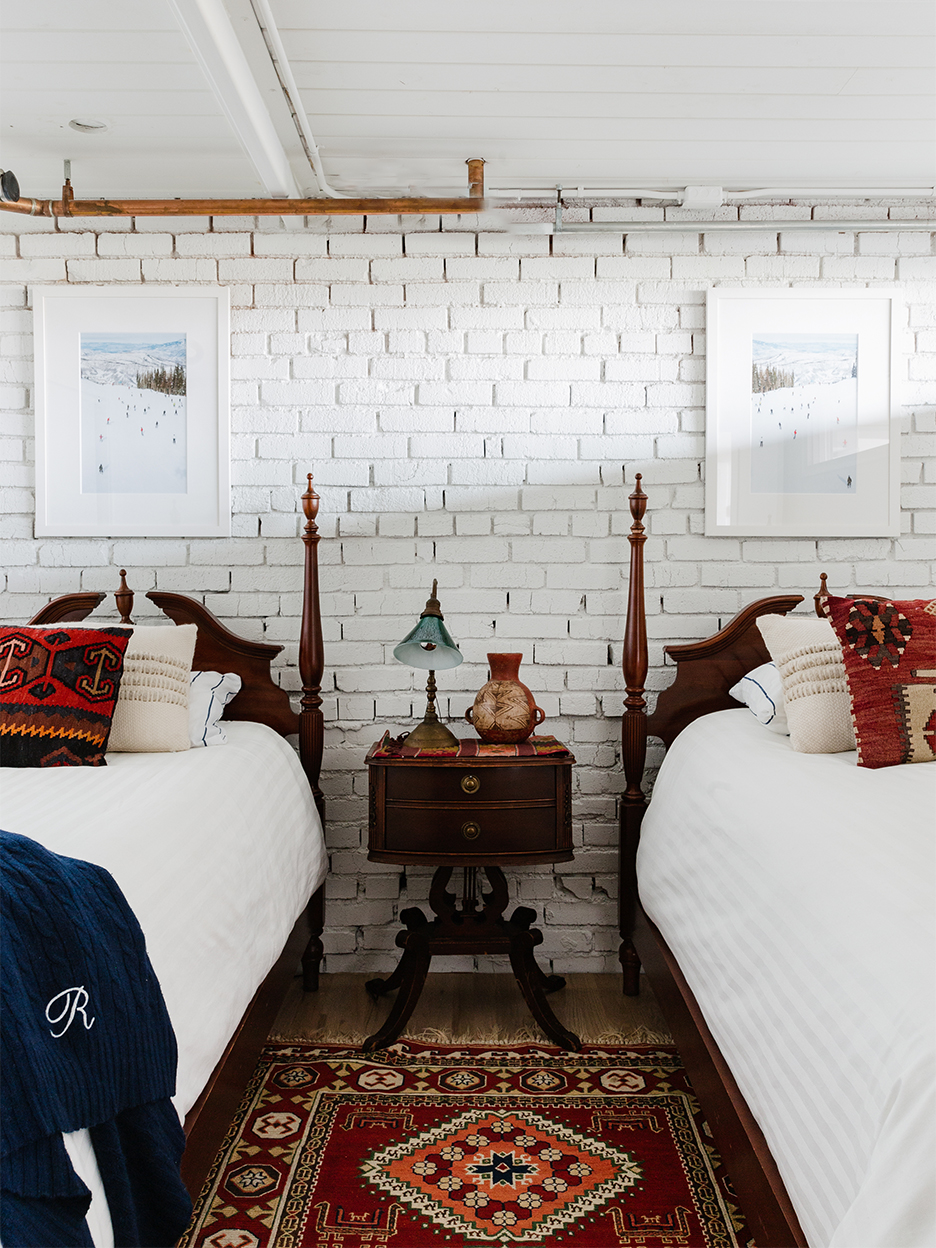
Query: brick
[[403, 232, 475, 254], [446, 257, 519, 280], [899, 257, 936, 281], [778, 230, 855, 255], [405, 281, 480, 306], [744, 256, 821, 279], [140, 258, 216, 282], [19, 233, 97, 257], [858, 232, 932, 255], [820, 256, 897, 281], [671, 255, 746, 279], [626, 231, 700, 255], [253, 235, 328, 256], [495, 380, 571, 406], [5, 258, 67, 282], [328, 234, 402, 256], [175, 233, 251, 257]]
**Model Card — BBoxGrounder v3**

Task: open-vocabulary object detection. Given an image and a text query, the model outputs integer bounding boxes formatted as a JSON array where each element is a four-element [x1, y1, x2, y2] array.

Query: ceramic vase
[[465, 653, 545, 744]]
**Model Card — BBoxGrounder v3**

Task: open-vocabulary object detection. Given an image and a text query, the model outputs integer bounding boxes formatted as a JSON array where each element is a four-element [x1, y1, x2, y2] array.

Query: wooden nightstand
[[364, 743, 580, 1053]]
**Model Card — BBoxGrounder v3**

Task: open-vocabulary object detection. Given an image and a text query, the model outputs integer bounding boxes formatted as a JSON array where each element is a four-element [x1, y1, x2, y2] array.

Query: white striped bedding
[[637, 709, 935, 1248], [0, 721, 327, 1120]]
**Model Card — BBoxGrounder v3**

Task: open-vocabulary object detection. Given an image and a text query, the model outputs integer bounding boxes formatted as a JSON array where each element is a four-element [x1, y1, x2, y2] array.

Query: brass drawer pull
[[461, 821, 481, 840], [460, 774, 480, 794]]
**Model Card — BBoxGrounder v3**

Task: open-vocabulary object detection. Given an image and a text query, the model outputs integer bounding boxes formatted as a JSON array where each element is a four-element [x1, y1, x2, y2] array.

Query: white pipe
[[491, 186, 936, 201], [247, 0, 349, 198], [516, 218, 936, 234], [167, 0, 299, 198]]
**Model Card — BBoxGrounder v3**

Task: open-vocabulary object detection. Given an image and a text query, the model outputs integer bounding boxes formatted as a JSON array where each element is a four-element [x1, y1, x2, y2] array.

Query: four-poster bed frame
[[25, 473, 327, 1200], [617, 475, 809, 1248]]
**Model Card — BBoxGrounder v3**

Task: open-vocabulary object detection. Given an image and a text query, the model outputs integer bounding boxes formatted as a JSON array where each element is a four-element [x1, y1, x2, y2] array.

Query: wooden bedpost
[[814, 572, 830, 617], [115, 570, 135, 624], [619, 475, 648, 996], [299, 472, 326, 991]]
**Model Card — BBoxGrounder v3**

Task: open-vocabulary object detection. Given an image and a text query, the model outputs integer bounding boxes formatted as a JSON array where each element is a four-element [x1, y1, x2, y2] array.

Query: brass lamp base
[[403, 668, 459, 749], [402, 717, 459, 749]]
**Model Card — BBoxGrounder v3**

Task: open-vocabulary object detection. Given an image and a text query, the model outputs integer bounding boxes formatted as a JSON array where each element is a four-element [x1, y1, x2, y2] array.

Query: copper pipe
[[0, 159, 489, 218], [466, 158, 485, 199], [0, 198, 49, 215], [0, 194, 489, 218]]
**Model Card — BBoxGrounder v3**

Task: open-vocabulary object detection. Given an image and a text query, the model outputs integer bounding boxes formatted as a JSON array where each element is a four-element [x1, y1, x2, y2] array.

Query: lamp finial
[[421, 580, 443, 619]]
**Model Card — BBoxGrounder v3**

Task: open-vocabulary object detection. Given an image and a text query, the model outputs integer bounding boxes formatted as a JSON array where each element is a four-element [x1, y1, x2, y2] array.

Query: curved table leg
[[507, 929, 581, 1052], [509, 907, 567, 995], [363, 942, 432, 1052]]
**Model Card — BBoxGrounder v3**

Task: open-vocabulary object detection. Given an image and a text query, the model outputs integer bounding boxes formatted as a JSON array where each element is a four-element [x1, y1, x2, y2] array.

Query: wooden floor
[[272, 972, 672, 1046]]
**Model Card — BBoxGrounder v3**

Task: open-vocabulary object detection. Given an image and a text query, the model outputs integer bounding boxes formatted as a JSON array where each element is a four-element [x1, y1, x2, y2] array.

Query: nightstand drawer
[[385, 764, 554, 804], [384, 803, 560, 856]]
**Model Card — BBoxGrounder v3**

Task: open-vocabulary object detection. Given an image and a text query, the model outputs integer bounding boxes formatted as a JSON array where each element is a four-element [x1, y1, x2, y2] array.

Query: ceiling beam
[[167, 0, 299, 197]]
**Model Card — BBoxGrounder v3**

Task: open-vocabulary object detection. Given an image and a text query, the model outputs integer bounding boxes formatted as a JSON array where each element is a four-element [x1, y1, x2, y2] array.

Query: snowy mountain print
[[751, 332, 858, 495], [79, 332, 187, 494]]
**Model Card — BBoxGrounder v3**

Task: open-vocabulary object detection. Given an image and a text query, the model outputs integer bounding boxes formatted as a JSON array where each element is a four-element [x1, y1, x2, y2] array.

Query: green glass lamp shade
[[393, 614, 462, 671]]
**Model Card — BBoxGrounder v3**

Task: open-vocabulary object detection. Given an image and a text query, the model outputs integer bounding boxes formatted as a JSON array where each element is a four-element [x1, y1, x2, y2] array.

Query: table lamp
[[393, 580, 463, 748]]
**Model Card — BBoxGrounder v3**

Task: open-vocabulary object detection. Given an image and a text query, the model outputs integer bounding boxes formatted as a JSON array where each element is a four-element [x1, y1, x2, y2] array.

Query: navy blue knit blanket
[[0, 831, 192, 1246]]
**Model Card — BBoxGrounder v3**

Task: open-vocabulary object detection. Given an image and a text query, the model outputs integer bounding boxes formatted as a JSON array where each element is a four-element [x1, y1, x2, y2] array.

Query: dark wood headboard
[[26, 475, 326, 810]]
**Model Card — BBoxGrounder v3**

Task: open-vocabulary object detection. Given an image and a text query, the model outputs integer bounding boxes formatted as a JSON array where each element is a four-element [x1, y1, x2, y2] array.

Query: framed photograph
[[33, 286, 230, 537], [704, 288, 900, 537]]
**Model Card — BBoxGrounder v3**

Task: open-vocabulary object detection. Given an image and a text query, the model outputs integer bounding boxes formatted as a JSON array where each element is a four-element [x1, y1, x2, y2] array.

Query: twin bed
[[2, 472, 932, 1248], [0, 476, 328, 1237], [619, 477, 935, 1247]]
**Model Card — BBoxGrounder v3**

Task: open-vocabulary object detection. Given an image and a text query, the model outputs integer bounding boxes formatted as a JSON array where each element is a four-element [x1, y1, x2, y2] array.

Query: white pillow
[[755, 615, 856, 754], [189, 671, 242, 746], [107, 624, 197, 752], [728, 662, 789, 734]]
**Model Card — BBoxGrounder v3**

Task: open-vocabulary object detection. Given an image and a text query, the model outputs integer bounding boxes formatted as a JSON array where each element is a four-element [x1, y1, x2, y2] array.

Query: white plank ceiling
[[1, 0, 934, 200]]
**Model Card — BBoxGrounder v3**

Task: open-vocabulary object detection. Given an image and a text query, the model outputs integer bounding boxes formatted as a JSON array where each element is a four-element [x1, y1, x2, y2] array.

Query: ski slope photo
[[80, 333, 187, 494], [751, 333, 858, 495]]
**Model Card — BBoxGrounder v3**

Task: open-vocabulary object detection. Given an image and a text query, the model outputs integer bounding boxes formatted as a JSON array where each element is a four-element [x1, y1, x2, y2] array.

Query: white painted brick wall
[[1, 202, 934, 975]]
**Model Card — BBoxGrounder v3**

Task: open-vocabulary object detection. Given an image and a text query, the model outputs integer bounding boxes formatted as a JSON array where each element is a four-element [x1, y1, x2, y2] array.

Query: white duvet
[[637, 710, 935, 1248], [0, 721, 327, 1119]]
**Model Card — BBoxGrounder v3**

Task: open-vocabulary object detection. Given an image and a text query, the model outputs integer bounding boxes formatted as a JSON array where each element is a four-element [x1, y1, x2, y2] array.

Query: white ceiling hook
[[680, 186, 725, 210]]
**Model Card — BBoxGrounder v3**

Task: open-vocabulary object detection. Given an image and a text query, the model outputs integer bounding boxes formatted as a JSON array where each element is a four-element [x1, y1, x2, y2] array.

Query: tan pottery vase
[[465, 653, 545, 744]]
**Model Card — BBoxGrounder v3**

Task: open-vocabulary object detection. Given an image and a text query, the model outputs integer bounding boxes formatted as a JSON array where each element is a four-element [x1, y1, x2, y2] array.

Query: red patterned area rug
[[178, 1042, 753, 1248]]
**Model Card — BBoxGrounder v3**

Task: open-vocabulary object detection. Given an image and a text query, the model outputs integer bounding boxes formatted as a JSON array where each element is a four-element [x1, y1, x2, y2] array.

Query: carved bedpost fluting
[[619, 475, 649, 996], [299, 472, 326, 991]]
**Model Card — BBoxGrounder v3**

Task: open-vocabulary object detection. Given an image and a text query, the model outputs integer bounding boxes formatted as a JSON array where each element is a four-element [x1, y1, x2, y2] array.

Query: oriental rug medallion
[[179, 1043, 753, 1248]]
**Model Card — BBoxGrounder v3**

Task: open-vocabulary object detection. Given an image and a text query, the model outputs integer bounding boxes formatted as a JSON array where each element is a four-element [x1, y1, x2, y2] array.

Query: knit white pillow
[[756, 615, 856, 754], [107, 624, 197, 752]]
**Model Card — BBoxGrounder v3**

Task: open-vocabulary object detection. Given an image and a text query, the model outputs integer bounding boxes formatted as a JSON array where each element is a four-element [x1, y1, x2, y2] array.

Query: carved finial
[[115, 569, 134, 624], [301, 471, 320, 536], [628, 472, 647, 531], [814, 571, 830, 617]]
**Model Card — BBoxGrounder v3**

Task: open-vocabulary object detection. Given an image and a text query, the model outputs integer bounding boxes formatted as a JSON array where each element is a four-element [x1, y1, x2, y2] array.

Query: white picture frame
[[33, 285, 230, 537], [704, 288, 900, 537]]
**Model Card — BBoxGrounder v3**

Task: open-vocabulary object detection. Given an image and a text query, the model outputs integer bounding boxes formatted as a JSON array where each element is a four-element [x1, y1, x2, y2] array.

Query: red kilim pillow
[[822, 595, 936, 769], [0, 626, 130, 767]]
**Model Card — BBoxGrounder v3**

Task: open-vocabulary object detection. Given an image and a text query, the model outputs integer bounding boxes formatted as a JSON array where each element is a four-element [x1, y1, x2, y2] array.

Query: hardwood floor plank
[[271, 972, 672, 1045]]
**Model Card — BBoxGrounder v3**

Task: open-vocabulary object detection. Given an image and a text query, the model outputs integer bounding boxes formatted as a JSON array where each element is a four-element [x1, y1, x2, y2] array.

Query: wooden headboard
[[25, 475, 325, 809]]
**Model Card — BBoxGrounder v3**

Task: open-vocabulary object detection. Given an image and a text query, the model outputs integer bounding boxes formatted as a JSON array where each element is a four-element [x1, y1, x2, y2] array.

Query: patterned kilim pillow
[[822, 595, 936, 769], [0, 626, 130, 767]]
